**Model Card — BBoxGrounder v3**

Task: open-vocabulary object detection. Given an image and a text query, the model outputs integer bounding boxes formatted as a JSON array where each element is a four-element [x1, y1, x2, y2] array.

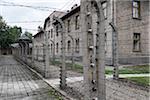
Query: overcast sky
[[0, 0, 80, 35]]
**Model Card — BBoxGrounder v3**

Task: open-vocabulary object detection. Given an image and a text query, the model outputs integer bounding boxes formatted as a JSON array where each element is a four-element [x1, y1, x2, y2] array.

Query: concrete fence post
[[109, 22, 119, 79], [50, 39, 55, 63], [68, 34, 74, 69], [44, 30, 50, 78], [81, 0, 106, 99], [53, 16, 66, 89], [31, 42, 35, 66]]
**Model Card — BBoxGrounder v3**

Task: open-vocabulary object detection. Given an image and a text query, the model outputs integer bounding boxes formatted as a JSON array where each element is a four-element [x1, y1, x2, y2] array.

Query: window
[[48, 31, 50, 39], [51, 29, 53, 38], [47, 21, 49, 27], [87, 23, 91, 29], [51, 44, 53, 53], [75, 38, 79, 53], [56, 25, 58, 36], [75, 15, 80, 30], [67, 40, 71, 52], [86, 5, 89, 12], [102, 1, 107, 19], [132, 0, 141, 19], [56, 25, 59, 36], [104, 33, 107, 53], [56, 43, 59, 53], [67, 20, 71, 32], [48, 20, 51, 27], [60, 41, 62, 50], [133, 33, 141, 52]]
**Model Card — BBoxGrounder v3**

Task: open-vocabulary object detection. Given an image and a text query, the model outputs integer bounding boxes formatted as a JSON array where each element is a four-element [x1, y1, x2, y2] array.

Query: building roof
[[43, 17, 50, 29], [43, 11, 66, 29], [52, 6, 80, 25], [61, 6, 80, 20], [18, 34, 30, 41], [11, 43, 32, 48], [11, 43, 19, 48], [33, 30, 44, 38]]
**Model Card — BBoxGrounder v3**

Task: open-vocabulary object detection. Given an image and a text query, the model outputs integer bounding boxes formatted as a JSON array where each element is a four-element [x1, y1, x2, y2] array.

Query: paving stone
[[0, 56, 62, 100]]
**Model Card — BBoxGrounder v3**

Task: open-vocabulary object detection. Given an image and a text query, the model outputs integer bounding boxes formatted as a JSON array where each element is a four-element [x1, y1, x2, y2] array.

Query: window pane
[[75, 15, 79, 30], [102, 2, 107, 8], [68, 20, 70, 32], [135, 9, 139, 18], [102, 2, 107, 18], [132, 1, 140, 18], [134, 8, 139, 18], [51, 29, 53, 38], [133, 33, 140, 51], [133, 2, 138, 7], [104, 9, 107, 18], [56, 43, 58, 53]]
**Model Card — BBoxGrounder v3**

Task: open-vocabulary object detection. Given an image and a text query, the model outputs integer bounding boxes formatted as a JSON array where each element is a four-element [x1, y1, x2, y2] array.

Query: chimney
[[71, 4, 78, 10], [67, 10, 70, 13]]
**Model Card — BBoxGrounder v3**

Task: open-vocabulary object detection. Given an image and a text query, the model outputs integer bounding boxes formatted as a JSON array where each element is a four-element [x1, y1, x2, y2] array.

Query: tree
[[0, 16, 22, 48], [24, 31, 32, 40], [8, 26, 22, 42], [0, 16, 6, 29]]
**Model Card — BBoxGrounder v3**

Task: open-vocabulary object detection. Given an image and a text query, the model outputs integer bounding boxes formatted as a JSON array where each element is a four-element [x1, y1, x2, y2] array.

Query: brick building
[[33, 30, 45, 61], [33, 0, 149, 65], [114, 0, 149, 64], [44, 11, 65, 59]]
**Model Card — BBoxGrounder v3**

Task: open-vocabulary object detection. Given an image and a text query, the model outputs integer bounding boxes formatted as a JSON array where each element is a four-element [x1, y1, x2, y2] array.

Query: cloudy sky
[[0, 0, 80, 35]]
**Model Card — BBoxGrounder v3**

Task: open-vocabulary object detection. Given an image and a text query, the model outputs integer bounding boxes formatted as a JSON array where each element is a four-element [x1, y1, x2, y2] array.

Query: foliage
[[0, 16, 6, 29], [0, 16, 22, 48], [24, 31, 32, 40]]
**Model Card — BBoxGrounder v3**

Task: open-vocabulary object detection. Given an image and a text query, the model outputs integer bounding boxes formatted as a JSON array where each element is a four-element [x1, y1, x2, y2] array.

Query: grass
[[50, 60, 150, 87], [51, 60, 83, 73], [66, 63, 83, 73], [127, 77, 150, 86], [51, 60, 61, 66], [105, 65, 150, 74], [51, 60, 149, 74]]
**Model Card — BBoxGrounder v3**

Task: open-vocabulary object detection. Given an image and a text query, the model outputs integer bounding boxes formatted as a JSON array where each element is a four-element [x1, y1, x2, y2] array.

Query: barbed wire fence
[[9, 0, 149, 99]]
